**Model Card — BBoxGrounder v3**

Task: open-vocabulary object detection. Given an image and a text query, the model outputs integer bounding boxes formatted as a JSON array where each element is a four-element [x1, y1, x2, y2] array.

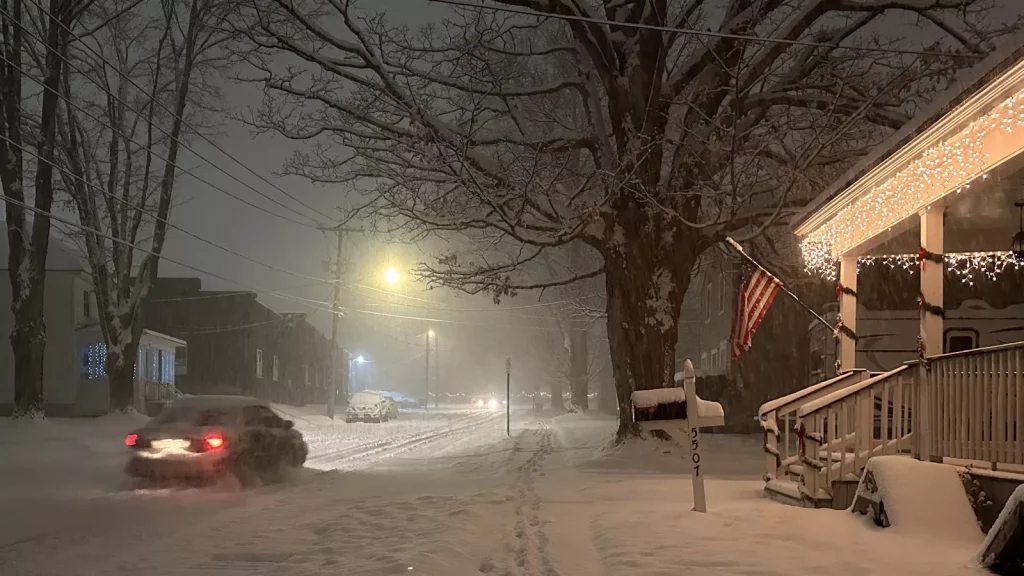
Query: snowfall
[[0, 404, 993, 575]]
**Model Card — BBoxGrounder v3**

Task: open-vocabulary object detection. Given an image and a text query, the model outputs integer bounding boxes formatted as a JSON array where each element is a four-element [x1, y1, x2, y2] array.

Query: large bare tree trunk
[[603, 236, 692, 438]]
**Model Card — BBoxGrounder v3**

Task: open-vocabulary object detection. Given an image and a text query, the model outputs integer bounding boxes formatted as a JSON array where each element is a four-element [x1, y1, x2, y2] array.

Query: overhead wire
[[430, 0, 987, 59], [0, 3, 330, 229]]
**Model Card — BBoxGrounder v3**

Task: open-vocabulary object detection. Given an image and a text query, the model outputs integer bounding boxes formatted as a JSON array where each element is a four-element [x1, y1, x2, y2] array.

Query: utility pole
[[321, 226, 360, 419], [424, 331, 431, 409], [325, 229, 343, 420]]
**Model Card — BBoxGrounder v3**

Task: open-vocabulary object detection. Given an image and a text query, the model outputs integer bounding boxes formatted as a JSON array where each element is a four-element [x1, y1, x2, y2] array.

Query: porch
[[757, 45, 1024, 510]]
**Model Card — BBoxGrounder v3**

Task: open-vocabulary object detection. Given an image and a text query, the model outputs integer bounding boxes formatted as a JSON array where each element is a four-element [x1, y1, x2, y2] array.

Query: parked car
[[346, 390, 392, 423], [123, 395, 307, 486]]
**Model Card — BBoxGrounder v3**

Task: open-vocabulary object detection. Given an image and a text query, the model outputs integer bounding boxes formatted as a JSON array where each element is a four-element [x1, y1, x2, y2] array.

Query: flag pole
[[723, 237, 835, 333]]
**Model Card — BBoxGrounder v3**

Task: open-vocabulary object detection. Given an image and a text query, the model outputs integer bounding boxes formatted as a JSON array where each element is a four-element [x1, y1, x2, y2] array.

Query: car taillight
[[203, 434, 225, 451], [125, 433, 138, 447]]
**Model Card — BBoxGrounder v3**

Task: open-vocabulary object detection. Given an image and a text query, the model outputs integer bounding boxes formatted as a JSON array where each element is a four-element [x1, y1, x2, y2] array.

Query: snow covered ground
[[0, 407, 991, 575]]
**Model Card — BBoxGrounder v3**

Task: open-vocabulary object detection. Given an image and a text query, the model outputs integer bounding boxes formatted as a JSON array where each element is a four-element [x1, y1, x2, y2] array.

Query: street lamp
[[384, 268, 400, 285], [356, 354, 366, 364]]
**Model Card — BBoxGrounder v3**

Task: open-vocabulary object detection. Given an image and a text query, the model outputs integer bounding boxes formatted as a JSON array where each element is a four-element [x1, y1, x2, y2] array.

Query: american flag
[[730, 267, 782, 359]]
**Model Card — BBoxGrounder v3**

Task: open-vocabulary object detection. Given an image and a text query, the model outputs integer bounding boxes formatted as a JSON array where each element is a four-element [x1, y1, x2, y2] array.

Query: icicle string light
[[806, 250, 1024, 285], [801, 88, 1024, 272]]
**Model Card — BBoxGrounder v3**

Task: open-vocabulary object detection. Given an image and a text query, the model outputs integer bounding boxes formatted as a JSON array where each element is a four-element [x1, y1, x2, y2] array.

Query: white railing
[[796, 364, 917, 501], [757, 370, 870, 482], [785, 340, 1024, 502], [922, 342, 1024, 466]]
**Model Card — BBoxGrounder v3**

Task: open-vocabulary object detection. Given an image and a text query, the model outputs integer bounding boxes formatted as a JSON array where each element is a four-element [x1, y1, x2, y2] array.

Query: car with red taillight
[[124, 395, 307, 486]]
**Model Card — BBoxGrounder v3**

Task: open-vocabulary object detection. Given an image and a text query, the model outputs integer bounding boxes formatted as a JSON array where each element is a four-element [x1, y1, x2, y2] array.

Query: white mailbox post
[[630, 360, 723, 513]]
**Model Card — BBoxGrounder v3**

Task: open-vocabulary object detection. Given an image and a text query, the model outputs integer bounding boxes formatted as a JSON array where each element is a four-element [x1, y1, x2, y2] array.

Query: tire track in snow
[[306, 411, 500, 470]]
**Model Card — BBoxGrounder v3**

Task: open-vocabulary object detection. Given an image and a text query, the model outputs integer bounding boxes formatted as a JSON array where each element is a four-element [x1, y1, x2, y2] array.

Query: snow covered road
[[1, 409, 993, 575]]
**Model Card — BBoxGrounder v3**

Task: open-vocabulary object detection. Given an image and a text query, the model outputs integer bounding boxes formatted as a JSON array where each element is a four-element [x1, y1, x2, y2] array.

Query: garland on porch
[[836, 282, 858, 300], [917, 292, 946, 318], [918, 247, 945, 271]]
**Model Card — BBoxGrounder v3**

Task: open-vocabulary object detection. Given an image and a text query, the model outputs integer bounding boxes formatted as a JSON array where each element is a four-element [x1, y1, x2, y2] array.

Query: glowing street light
[[384, 268, 400, 285], [355, 355, 366, 364]]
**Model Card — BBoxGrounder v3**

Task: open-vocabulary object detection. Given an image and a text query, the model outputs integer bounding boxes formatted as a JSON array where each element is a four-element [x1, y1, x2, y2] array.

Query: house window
[[710, 348, 719, 371], [83, 290, 92, 319], [945, 330, 977, 354], [705, 281, 713, 323], [273, 355, 279, 381], [175, 346, 187, 376], [256, 349, 264, 378], [719, 340, 729, 368], [305, 364, 310, 385], [700, 352, 708, 369], [80, 343, 107, 379]]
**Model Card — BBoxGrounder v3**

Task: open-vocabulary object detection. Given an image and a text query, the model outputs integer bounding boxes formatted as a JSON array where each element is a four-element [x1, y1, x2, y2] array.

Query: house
[[0, 236, 184, 416], [142, 278, 336, 405], [676, 238, 830, 432], [757, 40, 1024, 510]]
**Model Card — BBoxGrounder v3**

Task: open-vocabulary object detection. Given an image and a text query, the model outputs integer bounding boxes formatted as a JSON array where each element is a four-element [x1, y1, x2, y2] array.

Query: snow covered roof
[[0, 233, 82, 272]]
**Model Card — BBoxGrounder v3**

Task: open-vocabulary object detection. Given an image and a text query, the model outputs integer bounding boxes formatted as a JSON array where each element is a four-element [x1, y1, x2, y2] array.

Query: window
[[700, 352, 708, 369], [83, 290, 92, 318], [175, 346, 187, 376], [719, 272, 726, 315], [80, 343, 107, 379], [705, 281, 713, 323], [719, 340, 729, 369], [256, 349, 264, 378], [243, 405, 283, 428], [305, 364, 310, 385], [272, 355, 279, 382], [945, 330, 978, 354], [158, 350, 175, 383], [710, 348, 719, 371]]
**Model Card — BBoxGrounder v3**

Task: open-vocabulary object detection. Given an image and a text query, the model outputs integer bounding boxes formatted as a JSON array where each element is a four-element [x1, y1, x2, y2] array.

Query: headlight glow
[[487, 398, 499, 409]]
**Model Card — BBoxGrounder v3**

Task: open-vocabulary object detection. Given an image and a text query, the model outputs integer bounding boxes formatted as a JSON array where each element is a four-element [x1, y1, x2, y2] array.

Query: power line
[[0, 4, 329, 229], [0, 191, 337, 314], [0, 125, 330, 288], [430, 0, 986, 59]]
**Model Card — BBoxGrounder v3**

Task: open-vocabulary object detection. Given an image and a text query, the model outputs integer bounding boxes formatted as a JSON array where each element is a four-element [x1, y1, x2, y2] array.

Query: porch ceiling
[[797, 53, 1024, 262], [864, 152, 1024, 256]]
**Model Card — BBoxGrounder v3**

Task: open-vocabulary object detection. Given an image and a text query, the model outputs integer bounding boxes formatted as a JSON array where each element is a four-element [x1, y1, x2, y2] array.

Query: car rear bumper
[[125, 452, 229, 480]]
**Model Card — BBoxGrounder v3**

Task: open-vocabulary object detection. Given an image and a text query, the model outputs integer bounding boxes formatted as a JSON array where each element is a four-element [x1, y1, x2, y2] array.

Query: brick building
[[143, 278, 336, 405]]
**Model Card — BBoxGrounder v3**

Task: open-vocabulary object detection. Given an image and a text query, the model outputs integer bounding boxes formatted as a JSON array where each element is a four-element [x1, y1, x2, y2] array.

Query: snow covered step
[[979, 485, 1024, 574], [852, 457, 983, 545]]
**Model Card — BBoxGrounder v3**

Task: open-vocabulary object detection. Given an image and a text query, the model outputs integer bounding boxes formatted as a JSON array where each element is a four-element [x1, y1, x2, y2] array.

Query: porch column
[[838, 255, 858, 372], [919, 206, 945, 358]]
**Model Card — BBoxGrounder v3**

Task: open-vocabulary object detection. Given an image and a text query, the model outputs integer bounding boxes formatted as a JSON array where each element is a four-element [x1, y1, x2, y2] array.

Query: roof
[[793, 32, 1024, 234], [0, 232, 82, 272], [167, 395, 268, 408]]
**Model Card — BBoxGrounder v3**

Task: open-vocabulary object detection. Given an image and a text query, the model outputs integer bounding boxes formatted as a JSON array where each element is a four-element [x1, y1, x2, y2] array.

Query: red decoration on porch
[[918, 247, 927, 270], [836, 282, 843, 301]]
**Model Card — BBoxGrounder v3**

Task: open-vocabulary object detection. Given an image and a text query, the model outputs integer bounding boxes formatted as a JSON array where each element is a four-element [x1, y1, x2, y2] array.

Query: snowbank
[[855, 456, 982, 544], [629, 388, 724, 418]]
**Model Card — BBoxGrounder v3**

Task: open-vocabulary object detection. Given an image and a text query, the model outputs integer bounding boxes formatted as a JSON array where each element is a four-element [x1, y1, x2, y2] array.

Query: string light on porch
[[801, 88, 1024, 268], [856, 251, 1024, 285]]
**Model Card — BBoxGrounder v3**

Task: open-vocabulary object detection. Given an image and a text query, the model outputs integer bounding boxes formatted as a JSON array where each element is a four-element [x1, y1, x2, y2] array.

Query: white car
[[345, 390, 393, 423]]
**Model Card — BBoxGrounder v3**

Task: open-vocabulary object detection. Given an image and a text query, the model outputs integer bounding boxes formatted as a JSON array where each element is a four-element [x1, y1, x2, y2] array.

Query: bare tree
[[55, 0, 232, 410], [1, 0, 94, 416], [237, 0, 1019, 437]]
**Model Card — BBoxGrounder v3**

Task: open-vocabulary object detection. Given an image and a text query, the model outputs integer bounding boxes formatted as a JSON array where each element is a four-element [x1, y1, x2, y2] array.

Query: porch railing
[[922, 342, 1024, 466], [789, 340, 1024, 502], [757, 370, 870, 482], [796, 364, 916, 501]]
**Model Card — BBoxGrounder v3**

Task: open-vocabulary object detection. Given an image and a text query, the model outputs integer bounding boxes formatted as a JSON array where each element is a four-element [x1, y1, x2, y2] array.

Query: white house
[[758, 41, 1024, 508], [1, 235, 184, 416]]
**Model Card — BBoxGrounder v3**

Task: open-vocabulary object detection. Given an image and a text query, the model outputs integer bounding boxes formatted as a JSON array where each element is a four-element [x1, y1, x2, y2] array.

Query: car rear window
[[351, 392, 381, 405], [152, 406, 235, 426]]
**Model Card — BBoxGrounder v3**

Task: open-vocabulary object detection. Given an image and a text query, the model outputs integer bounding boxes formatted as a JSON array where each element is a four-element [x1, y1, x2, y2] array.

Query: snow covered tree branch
[[236, 0, 1020, 437]]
